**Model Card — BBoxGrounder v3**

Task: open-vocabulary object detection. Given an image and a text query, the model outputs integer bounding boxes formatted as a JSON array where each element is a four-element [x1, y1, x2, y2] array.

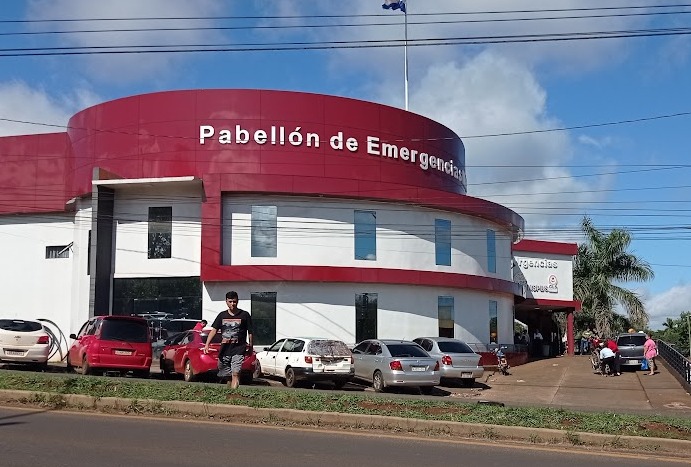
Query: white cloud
[[410, 51, 611, 234], [644, 284, 691, 329], [578, 134, 615, 150], [26, 0, 226, 83], [0, 81, 100, 136]]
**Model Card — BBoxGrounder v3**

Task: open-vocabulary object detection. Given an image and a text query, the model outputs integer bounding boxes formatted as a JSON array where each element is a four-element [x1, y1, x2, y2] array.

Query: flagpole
[[404, 6, 409, 111]]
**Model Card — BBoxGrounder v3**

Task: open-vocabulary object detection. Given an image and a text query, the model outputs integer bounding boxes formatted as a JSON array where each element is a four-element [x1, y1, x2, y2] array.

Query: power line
[[3, 4, 691, 23], [4, 10, 691, 38], [2, 26, 691, 57]]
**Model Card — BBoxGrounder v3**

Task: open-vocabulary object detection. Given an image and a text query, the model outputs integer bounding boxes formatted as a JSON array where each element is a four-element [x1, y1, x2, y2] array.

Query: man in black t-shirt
[[204, 291, 253, 389]]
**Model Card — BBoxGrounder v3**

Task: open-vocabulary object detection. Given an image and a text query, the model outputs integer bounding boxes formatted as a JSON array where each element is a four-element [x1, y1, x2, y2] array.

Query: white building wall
[[222, 196, 512, 280], [0, 211, 90, 360], [112, 185, 202, 278], [203, 282, 514, 347]]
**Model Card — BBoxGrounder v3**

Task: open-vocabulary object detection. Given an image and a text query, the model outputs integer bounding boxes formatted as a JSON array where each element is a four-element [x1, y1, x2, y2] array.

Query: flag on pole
[[382, 1, 406, 13]]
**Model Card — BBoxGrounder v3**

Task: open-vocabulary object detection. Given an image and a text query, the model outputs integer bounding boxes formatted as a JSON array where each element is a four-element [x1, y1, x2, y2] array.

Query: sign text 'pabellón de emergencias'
[[199, 124, 466, 186]]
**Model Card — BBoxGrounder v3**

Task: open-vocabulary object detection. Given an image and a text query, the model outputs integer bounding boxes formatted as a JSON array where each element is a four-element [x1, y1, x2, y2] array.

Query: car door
[[173, 332, 194, 373], [257, 339, 286, 376], [351, 341, 372, 380], [275, 339, 301, 378], [161, 332, 185, 371], [70, 319, 98, 365]]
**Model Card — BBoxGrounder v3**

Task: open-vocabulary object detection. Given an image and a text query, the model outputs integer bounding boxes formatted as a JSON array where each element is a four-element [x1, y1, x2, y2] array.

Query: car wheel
[[253, 362, 262, 379], [461, 378, 475, 388], [82, 355, 92, 376], [285, 367, 296, 388], [66, 355, 74, 373], [160, 357, 170, 378], [372, 370, 385, 392], [183, 360, 196, 382]]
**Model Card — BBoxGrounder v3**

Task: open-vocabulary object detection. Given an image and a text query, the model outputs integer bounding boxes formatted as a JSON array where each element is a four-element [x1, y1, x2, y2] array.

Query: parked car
[[162, 319, 199, 338], [352, 339, 440, 394], [67, 316, 152, 377], [159, 329, 259, 384], [0, 319, 51, 369], [412, 337, 483, 387], [255, 337, 354, 388], [616, 332, 647, 368]]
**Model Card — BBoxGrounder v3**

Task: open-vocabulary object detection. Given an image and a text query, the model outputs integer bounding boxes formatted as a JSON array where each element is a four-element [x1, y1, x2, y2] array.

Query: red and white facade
[[0, 90, 578, 357]]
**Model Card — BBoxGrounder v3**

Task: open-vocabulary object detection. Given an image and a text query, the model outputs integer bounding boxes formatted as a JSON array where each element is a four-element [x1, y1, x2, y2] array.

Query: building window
[[354, 210, 376, 260], [487, 229, 496, 273], [435, 219, 451, 266], [438, 296, 454, 338], [355, 293, 377, 342], [489, 300, 498, 344], [251, 292, 277, 346], [148, 207, 172, 259], [251, 205, 277, 257], [46, 245, 70, 259]]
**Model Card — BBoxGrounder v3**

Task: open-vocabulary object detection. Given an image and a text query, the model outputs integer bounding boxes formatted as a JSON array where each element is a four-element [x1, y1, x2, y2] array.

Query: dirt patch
[[639, 422, 691, 440]]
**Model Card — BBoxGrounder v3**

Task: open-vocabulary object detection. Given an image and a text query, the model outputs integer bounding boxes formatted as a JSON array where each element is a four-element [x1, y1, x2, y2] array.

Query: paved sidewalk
[[459, 355, 691, 417]]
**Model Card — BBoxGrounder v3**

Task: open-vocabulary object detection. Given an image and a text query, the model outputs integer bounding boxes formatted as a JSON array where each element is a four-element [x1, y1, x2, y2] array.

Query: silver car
[[352, 339, 440, 394], [413, 337, 484, 387]]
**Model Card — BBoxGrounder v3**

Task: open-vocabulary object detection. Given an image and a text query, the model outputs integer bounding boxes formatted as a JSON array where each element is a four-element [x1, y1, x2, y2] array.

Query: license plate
[[411, 366, 426, 372], [114, 350, 133, 356], [461, 372, 472, 378], [629, 360, 639, 365], [4, 350, 24, 356]]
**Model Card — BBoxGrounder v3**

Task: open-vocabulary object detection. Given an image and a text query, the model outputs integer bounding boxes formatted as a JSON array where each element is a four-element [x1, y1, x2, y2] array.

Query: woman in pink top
[[643, 333, 658, 376]]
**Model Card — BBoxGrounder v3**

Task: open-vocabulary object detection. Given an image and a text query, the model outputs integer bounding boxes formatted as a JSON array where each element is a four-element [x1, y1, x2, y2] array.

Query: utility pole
[[687, 314, 691, 359]]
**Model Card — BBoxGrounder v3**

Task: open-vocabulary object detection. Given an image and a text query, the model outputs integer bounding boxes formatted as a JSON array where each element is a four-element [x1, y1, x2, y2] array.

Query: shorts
[[218, 352, 244, 377]]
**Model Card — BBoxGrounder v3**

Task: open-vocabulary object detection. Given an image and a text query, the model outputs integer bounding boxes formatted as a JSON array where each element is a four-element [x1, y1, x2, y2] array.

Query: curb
[[2, 389, 690, 455]]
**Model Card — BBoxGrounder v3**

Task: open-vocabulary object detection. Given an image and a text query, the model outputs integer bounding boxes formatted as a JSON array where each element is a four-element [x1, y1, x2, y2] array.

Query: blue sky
[[1, 0, 690, 329]]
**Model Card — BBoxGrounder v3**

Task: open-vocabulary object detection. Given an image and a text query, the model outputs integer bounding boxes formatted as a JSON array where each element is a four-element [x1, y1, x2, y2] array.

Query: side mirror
[[69, 333, 77, 339], [263, 347, 270, 351]]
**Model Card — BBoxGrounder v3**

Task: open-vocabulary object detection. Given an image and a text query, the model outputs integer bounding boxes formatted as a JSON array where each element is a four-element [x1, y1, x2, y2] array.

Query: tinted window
[[101, 320, 149, 343], [352, 342, 369, 354], [617, 335, 646, 346], [386, 344, 429, 358], [437, 341, 474, 354], [307, 340, 351, 356], [268, 339, 285, 352], [0, 319, 42, 332], [164, 320, 197, 333]]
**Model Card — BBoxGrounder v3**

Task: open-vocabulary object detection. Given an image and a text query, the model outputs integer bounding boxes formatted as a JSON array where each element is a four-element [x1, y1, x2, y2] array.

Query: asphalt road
[[0, 407, 687, 467]]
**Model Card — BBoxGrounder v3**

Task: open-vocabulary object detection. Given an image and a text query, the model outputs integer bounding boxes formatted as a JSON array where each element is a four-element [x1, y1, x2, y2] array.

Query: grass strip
[[1, 370, 690, 441]]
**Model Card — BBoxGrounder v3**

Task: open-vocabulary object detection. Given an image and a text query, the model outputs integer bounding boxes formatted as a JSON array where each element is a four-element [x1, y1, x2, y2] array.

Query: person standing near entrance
[[204, 291, 253, 389], [643, 333, 658, 376], [581, 327, 593, 355], [532, 329, 544, 357]]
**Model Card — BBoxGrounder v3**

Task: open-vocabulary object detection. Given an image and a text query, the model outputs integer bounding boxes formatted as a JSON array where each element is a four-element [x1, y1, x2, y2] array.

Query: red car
[[159, 329, 259, 384], [67, 315, 153, 378]]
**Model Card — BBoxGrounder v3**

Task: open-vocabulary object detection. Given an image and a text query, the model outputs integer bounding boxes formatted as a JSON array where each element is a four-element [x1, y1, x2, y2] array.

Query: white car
[[0, 319, 51, 369], [255, 337, 354, 388]]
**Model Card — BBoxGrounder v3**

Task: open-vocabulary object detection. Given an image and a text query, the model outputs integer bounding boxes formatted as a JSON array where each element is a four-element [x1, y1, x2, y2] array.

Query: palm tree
[[573, 217, 654, 337]]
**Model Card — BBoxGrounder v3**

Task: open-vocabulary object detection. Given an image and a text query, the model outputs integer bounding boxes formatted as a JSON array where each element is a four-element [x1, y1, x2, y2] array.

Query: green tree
[[573, 217, 654, 337]]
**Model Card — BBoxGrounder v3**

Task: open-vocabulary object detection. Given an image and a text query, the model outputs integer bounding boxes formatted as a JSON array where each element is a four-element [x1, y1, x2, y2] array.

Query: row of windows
[[250, 291, 500, 347]]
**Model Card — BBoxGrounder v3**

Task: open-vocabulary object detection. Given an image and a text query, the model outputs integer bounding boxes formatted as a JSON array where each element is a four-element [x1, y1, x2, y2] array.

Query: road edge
[[1, 388, 689, 456]]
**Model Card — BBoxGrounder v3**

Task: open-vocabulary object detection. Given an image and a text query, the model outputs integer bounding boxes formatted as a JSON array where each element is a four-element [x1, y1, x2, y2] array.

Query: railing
[[657, 340, 691, 387]]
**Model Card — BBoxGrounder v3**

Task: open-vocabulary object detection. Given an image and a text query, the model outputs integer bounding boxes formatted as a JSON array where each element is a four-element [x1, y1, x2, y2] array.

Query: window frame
[[435, 219, 451, 266]]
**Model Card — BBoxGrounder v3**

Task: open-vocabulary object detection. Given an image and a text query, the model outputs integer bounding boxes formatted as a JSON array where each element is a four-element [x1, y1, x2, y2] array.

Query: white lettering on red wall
[[199, 124, 466, 185]]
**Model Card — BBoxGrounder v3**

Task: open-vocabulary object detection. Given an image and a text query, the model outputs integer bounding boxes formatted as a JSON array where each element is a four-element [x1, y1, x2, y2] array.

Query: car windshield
[[164, 320, 198, 333], [617, 335, 646, 346], [0, 319, 42, 332], [387, 344, 429, 358], [101, 320, 149, 343], [307, 340, 351, 356], [437, 341, 474, 354]]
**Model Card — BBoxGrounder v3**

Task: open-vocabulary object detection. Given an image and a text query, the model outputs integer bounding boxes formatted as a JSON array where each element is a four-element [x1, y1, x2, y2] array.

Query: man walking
[[204, 291, 253, 389]]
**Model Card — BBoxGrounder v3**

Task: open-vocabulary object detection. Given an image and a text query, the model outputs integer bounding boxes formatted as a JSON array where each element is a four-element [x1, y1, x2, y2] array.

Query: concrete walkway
[[461, 355, 691, 417]]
